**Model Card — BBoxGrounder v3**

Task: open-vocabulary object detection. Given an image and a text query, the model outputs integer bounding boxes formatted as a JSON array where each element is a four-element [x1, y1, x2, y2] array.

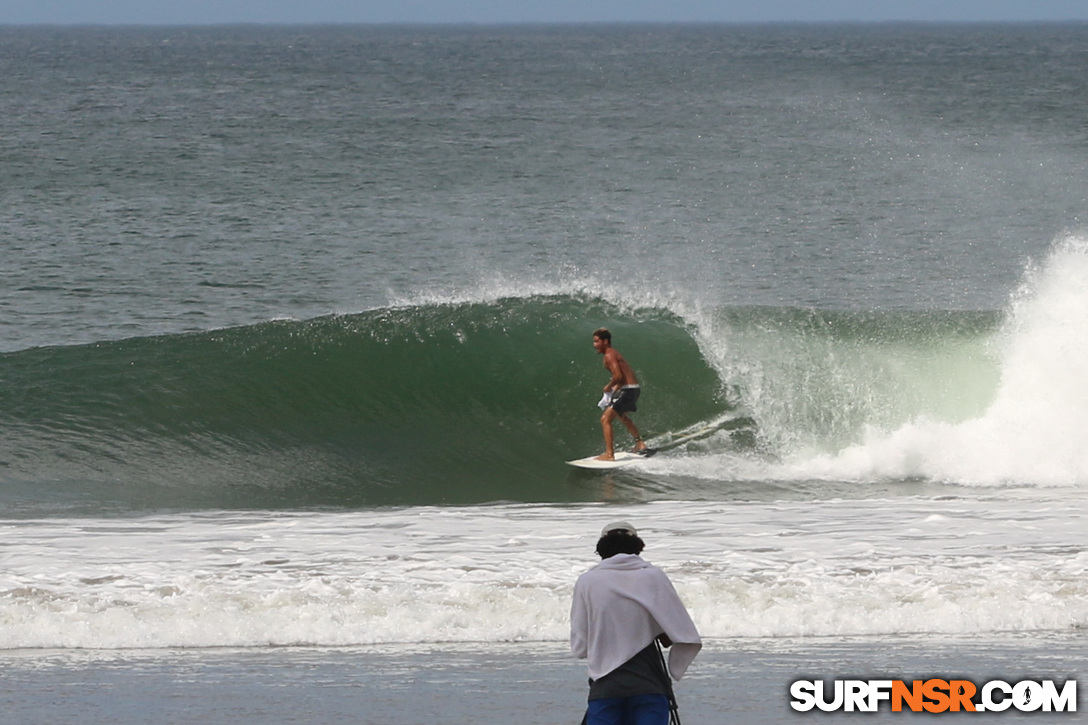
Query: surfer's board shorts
[[610, 386, 640, 415]]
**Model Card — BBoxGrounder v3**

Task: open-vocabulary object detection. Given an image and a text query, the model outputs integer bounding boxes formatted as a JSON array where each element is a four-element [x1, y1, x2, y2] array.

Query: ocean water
[[2, 23, 1088, 722]]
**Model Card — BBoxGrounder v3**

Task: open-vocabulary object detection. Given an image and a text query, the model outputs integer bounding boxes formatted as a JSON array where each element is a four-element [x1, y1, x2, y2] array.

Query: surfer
[[571, 521, 701, 725], [593, 328, 649, 460]]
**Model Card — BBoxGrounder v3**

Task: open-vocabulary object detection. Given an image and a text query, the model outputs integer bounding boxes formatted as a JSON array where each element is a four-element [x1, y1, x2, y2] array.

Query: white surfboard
[[565, 451, 653, 470]]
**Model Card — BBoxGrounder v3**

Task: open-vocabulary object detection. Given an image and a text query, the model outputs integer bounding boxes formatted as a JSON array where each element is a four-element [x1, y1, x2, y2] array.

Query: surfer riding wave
[[593, 328, 650, 461]]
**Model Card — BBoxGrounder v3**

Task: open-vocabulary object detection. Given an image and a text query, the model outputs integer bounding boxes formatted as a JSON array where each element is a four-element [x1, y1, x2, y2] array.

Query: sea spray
[[786, 236, 1088, 486]]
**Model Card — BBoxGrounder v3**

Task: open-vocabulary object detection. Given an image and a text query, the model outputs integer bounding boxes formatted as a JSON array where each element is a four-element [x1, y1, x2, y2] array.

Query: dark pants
[[586, 694, 669, 725]]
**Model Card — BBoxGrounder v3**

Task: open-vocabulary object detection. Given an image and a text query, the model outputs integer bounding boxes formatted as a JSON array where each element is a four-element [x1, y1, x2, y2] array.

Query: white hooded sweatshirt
[[570, 553, 701, 682]]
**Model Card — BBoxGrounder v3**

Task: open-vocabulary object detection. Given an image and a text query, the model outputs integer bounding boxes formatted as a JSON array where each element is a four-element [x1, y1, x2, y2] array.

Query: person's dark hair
[[596, 530, 645, 559], [593, 328, 612, 343]]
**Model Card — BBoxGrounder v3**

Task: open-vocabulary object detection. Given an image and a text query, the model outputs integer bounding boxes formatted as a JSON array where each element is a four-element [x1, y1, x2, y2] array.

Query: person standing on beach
[[592, 328, 649, 460], [571, 521, 701, 725]]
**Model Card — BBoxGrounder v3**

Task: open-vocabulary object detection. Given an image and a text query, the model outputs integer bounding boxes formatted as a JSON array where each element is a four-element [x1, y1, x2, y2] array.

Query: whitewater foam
[[2, 494, 1085, 650], [777, 236, 1088, 487], [627, 236, 1088, 490]]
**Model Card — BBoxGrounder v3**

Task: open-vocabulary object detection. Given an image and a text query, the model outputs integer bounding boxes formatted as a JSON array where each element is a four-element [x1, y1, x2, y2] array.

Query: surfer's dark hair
[[593, 328, 611, 342], [596, 530, 645, 559]]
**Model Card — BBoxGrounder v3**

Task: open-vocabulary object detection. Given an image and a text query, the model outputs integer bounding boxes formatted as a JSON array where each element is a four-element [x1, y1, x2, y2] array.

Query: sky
[[4, 1, 1088, 26]]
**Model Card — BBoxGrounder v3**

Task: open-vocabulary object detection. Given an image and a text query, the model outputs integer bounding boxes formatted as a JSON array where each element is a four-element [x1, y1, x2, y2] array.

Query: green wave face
[[0, 294, 1007, 513], [0, 295, 726, 510]]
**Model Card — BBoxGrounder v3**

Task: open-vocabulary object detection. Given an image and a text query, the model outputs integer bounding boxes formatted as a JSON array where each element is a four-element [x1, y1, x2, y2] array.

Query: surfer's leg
[[597, 408, 617, 460], [618, 414, 647, 452]]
